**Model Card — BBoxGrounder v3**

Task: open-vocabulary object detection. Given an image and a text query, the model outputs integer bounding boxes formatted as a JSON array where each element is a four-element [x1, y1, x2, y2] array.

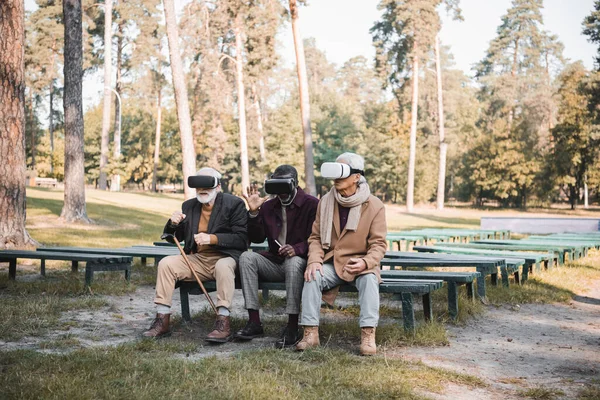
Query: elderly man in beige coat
[[297, 152, 387, 355]]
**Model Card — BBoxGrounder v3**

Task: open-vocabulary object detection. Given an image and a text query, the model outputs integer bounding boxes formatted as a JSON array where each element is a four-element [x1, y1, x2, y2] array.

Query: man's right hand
[[242, 184, 268, 212], [170, 211, 186, 225], [304, 263, 323, 282]]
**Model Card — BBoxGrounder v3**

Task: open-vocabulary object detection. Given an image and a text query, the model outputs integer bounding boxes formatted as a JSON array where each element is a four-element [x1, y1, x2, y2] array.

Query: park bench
[[378, 265, 480, 320], [0, 250, 132, 286], [34, 177, 58, 188], [386, 233, 427, 251], [481, 216, 600, 234], [39, 246, 179, 267], [176, 278, 443, 332], [472, 239, 577, 264], [402, 248, 524, 285], [525, 236, 600, 251]]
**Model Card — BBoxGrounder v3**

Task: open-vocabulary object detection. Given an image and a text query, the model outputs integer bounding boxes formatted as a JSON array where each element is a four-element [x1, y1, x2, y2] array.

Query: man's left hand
[[278, 244, 296, 258], [194, 233, 212, 246], [343, 258, 367, 275]]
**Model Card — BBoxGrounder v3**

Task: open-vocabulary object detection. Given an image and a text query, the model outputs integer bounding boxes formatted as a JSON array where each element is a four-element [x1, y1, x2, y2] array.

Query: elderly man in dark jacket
[[143, 167, 248, 343], [235, 165, 319, 348]]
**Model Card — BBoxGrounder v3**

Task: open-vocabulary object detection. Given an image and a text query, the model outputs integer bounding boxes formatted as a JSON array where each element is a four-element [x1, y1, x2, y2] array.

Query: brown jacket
[[307, 194, 387, 287]]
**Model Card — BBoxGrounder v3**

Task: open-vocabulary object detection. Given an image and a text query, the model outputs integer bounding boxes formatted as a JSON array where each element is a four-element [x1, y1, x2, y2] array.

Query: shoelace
[[149, 317, 162, 330]]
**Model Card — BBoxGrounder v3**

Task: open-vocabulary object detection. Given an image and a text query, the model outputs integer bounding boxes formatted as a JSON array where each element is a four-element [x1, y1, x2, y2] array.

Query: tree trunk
[[251, 84, 266, 164], [584, 175, 589, 209], [435, 36, 446, 211], [0, 0, 37, 248], [163, 0, 197, 199], [30, 89, 36, 169], [406, 50, 419, 213], [111, 21, 123, 192], [61, 0, 90, 223], [99, 0, 113, 190], [235, 23, 250, 196], [152, 89, 162, 192], [289, 0, 316, 196], [49, 84, 54, 173]]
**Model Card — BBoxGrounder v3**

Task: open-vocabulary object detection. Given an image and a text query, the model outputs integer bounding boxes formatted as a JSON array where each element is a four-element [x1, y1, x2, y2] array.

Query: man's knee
[[356, 273, 378, 290], [239, 251, 260, 270], [285, 256, 306, 275], [215, 257, 236, 277], [157, 255, 179, 274]]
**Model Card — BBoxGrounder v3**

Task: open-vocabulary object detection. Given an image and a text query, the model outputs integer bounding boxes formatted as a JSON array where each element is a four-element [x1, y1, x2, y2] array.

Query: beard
[[197, 189, 217, 204]]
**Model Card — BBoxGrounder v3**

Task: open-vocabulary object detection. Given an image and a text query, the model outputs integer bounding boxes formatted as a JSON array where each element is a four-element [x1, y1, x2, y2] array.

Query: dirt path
[[1, 278, 599, 399]]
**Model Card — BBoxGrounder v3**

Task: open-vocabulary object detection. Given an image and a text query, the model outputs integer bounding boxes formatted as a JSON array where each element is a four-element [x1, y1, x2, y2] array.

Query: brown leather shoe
[[295, 326, 319, 351], [205, 315, 232, 343], [142, 314, 171, 338], [360, 327, 376, 356]]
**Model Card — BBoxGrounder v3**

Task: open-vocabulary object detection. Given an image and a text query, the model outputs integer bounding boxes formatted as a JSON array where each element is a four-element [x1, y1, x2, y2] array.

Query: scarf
[[320, 182, 371, 249]]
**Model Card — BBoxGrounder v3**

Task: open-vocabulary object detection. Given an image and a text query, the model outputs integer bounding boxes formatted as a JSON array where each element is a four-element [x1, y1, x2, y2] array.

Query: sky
[[275, 0, 596, 75], [24, 0, 597, 110]]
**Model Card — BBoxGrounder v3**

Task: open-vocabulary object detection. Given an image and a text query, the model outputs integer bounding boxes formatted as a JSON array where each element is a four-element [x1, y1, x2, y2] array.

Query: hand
[[343, 258, 367, 275], [242, 184, 268, 212], [304, 262, 323, 282], [278, 244, 296, 258], [170, 211, 186, 225], [194, 233, 212, 246]]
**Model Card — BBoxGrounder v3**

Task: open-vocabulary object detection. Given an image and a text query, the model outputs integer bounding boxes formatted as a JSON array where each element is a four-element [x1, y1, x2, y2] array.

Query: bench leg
[[262, 289, 270, 302], [180, 285, 192, 322], [500, 266, 509, 287], [401, 293, 415, 332], [124, 266, 131, 282], [558, 253, 564, 266], [40, 259, 46, 277], [491, 271, 499, 286], [85, 264, 94, 286], [514, 269, 520, 285], [521, 264, 529, 282], [9, 259, 17, 280], [141, 257, 147, 267], [423, 293, 433, 322], [447, 281, 458, 320], [476, 268, 487, 299], [466, 282, 475, 301], [71, 260, 78, 273]]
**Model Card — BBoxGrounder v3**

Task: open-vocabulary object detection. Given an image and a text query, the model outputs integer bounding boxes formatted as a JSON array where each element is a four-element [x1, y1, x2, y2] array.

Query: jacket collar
[[273, 187, 308, 210]]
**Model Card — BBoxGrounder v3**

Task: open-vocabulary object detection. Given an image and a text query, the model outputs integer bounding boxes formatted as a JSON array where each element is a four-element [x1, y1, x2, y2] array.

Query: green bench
[[472, 239, 578, 264], [0, 250, 133, 286], [39, 246, 179, 266], [378, 264, 480, 320], [176, 278, 443, 332]]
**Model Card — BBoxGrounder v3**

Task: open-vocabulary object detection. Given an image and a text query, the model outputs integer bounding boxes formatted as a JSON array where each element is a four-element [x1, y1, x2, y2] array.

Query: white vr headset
[[320, 162, 364, 179]]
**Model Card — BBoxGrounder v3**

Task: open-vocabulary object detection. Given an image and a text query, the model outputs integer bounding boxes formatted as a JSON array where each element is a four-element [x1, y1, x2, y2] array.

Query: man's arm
[[306, 201, 325, 266], [213, 199, 248, 250], [361, 206, 387, 270], [291, 199, 318, 258], [247, 207, 267, 244], [163, 209, 186, 243]]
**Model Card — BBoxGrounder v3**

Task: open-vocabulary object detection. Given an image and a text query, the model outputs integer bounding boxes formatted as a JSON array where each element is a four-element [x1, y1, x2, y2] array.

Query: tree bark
[[251, 84, 266, 164], [584, 175, 589, 209], [406, 50, 419, 213], [0, 0, 37, 248], [111, 21, 123, 192], [235, 22, 250, 196], [30, 88, 36, 168], [289, 0, 316, 196], [435, 36, 446, 210], [49, 84, 54, 173], [99, 0, 113, 190], [61, 0, 90, 223], [152, 89, 162, 192], [163, 0, 197, 199]]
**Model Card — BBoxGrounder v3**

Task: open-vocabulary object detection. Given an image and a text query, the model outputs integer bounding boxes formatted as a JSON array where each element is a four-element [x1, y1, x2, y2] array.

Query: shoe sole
[[233, 333, 264, 340], [141, 331, 172, 339], [205, 335, 233, 343]]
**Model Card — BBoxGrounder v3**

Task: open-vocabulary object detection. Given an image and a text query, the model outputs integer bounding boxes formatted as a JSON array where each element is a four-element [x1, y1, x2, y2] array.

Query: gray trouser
[[239, 251, 306, 314], [300, 263, 379, 327]]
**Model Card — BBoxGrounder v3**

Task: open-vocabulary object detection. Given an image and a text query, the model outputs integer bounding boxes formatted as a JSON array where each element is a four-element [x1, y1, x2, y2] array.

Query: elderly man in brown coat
[[296, 152, 387, 355]]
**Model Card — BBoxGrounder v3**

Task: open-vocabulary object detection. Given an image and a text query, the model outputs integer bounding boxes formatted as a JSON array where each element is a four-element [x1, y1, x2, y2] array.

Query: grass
[[0, 345, 486, 400], [518, 387, 565, 399]]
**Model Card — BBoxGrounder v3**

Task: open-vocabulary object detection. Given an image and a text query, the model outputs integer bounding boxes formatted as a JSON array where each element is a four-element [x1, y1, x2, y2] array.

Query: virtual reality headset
[[320, 162, 364, 179], [264, 178, 295, 195], [188, 175, 220, 189]]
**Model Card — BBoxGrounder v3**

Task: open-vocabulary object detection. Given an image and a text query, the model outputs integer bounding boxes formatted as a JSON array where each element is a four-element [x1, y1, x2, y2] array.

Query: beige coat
[[307, 194, 387, 291]]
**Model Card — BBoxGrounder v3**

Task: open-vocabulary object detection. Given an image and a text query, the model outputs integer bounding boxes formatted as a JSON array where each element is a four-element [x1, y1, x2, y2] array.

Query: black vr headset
[[188, 175, 220, 189], [264, 178, 296, 195]]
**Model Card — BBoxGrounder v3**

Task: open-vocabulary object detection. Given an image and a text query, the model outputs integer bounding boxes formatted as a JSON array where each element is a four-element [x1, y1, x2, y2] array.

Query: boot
[[142, 314, 171, 338], [295, 326, 319, 351], [205, 315, 232, 343], [360, 327, 376, 356]]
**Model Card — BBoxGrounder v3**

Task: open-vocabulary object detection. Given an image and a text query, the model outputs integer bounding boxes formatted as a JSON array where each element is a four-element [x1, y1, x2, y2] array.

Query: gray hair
[[336, 152, 366, 184], [196, 167, 222, 179]]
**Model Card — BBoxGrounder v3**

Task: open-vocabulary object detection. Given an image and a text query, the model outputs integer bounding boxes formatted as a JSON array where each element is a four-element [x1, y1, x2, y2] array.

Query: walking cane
[[161, 233, 218, 315]]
